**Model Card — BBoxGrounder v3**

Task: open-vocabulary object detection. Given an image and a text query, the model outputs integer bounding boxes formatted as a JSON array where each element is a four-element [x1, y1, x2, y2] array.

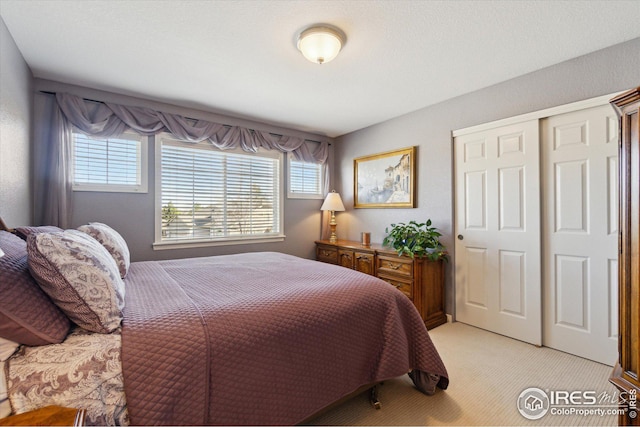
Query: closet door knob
[[457, 234, 464, 240]]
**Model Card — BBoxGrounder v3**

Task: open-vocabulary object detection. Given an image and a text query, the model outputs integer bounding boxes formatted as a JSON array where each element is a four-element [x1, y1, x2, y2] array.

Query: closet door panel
[[542, 104, 618, 365], [454, 119, 541, 345]]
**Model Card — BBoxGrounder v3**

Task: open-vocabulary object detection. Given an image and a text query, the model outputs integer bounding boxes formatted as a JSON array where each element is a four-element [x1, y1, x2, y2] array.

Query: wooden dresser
[[315, 239, 447, 330], [609, 87, 640, 426]]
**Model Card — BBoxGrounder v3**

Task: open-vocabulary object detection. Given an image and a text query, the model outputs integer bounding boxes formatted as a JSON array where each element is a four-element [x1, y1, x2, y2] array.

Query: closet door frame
[[452, 92, 621, 348]]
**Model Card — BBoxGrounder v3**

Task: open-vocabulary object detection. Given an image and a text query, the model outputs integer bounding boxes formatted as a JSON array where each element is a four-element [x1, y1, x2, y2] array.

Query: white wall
[[0, 17, 32, 226], [335, 37, 640, 315], [32, 79, 335, 262]]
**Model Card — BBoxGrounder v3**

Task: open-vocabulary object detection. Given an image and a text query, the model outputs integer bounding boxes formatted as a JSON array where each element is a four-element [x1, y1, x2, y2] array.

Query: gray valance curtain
[[35, 92, 329, 228]]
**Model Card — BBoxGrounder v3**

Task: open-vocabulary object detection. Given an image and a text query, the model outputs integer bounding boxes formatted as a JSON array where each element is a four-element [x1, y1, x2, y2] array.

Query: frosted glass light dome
[[297, 26, 346, 65]]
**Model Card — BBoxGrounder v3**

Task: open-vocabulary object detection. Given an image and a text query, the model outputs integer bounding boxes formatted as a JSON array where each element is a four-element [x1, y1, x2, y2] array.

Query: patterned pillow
[[14, 225, 63, 241], [77, 223, 130, 278], [27, 230, 125, 334], [0, 231, 70, 346]]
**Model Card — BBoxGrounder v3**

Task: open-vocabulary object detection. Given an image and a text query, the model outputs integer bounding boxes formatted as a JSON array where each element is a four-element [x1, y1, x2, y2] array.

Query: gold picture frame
[[354, 146, 416, 208]]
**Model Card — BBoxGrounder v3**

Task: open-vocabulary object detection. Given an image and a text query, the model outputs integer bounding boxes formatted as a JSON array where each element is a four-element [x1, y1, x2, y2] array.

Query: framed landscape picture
[[354, 146, 416, 208]]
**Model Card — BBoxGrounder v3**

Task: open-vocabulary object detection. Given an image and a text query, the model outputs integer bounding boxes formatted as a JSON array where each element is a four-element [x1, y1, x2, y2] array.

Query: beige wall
[[0, 17, 32, 226], [335, 38, 640, 314]]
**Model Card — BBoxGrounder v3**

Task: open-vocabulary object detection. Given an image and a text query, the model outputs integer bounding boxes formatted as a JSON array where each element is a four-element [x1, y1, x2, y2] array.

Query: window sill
[[153, 234, 286, 250], [73, 185, 148, 193], [287, 193, 324, 200]]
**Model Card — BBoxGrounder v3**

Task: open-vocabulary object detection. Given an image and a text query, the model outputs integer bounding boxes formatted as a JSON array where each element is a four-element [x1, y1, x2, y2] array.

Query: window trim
[[71, 130, 148, 193], [153, 134, 285, 249], [287, 153, 324, 200]]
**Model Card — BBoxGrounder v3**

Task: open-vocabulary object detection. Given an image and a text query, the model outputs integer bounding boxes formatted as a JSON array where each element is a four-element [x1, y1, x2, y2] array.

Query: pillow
[[0, 231, 70, 345], [0, 358, 10, 418], [27, 230, 125, 334], [77, 222, 130, 278], [0, 337, 19, 362], [14, 225, 63, 241]]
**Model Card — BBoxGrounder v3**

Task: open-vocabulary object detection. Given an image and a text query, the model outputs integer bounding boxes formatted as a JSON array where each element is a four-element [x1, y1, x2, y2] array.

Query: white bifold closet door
[[454, 103, 618, 365], [454, 120, 542, 346], [541, 104, 619, 366]]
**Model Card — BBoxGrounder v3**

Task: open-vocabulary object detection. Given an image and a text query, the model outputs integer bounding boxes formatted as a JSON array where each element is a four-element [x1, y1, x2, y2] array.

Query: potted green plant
[[382, 219, 448, 261]]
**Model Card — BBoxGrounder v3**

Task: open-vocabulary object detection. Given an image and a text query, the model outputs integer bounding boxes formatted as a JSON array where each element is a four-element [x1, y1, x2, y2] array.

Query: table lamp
[[320, 190, 345, 243]]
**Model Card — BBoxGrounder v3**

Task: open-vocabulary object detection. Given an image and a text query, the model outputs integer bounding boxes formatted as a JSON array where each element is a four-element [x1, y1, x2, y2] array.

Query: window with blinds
[[72, 131, 147, 192], [288, 154, 323, 199], [157, 136, 283, 246]]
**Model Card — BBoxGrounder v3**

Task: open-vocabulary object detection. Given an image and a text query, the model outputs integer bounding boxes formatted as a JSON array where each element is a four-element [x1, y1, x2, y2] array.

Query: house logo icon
[[518, 387, 550, 420]]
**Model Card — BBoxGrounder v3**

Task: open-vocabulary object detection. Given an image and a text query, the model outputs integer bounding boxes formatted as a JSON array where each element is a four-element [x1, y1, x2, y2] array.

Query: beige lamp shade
[[320, 191, 345, 212]]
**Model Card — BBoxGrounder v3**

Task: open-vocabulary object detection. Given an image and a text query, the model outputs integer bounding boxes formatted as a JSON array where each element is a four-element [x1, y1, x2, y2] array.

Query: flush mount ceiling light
[[296, 25, 346, 65]]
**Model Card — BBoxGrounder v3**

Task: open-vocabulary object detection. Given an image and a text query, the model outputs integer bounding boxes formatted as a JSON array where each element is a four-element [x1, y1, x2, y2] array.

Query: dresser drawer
[[338, 249, 355, 269], [376, 255, 413, 278], [379, 275, 414, 299], [316, 245, 338, 264], [354, 252, 375, 275]]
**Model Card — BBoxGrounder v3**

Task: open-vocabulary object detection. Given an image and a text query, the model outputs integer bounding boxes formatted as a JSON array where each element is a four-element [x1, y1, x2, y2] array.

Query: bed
[[0, 223, 448, 425]]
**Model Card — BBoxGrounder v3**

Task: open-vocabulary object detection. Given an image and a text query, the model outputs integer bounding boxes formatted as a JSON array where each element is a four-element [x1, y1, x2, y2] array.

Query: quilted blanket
[[121, 252, 448, 425]]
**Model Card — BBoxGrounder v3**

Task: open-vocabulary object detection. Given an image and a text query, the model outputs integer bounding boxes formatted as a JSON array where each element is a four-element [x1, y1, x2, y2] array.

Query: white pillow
[[0, 337, 18, 362], [0, 361, 10, 418], [0, 338, 16, 419]]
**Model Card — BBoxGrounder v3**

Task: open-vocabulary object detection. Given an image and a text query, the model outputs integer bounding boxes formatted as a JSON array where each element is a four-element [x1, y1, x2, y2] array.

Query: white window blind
[[288, 154, 323, 199], [158, 138, 283, 245], [72, 131, 147, 192]]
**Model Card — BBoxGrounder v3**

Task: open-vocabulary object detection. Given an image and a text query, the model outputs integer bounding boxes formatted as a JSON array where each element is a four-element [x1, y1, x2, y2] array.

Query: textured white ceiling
[[1, 0, 639, 137]]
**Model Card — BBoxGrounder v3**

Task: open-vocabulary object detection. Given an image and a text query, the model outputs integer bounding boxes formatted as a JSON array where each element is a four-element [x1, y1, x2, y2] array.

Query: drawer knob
[[389, 263, 401, 270]]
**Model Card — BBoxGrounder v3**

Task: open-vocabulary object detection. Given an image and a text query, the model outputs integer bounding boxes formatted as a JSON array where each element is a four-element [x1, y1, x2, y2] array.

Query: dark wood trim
[[0, 406, 85, 426], [610, 87, 640, 426], [0, 217, 14, 233]]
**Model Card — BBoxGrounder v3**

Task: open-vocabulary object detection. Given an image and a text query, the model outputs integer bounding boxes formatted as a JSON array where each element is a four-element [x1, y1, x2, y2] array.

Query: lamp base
[[329, 211, 337, 244]]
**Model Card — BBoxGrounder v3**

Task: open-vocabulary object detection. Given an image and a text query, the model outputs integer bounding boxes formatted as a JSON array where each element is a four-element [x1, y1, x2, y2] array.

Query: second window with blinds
[[154, 134, 285, 249], [72, 130, 147, 193], [287, 154, 323, 199]]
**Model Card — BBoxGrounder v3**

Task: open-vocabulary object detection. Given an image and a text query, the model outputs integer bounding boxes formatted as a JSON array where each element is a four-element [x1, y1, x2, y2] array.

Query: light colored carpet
[[307, 322, 618, 426]]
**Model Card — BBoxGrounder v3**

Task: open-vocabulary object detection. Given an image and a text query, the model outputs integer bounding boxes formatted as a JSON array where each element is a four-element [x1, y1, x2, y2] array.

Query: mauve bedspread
[[121, 252, 448, 425]]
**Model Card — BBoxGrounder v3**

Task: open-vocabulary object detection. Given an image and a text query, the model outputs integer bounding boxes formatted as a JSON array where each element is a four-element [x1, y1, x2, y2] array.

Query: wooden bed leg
[[369, 385, 381, 409]]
